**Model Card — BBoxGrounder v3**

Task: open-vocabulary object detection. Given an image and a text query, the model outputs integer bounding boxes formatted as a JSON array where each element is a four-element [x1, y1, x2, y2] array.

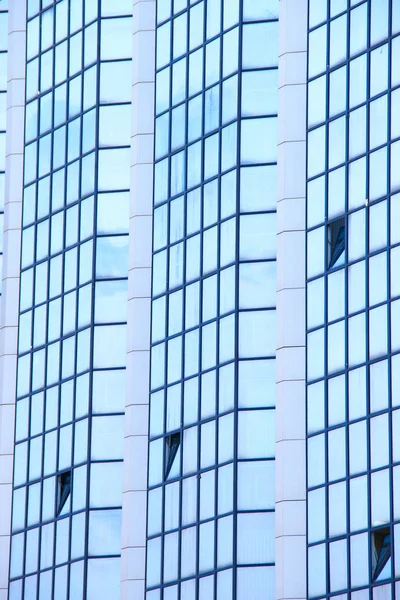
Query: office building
[[0, 0, 398, 599]]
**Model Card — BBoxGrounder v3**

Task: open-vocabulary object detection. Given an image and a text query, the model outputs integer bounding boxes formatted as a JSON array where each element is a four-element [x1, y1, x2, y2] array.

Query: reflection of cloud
[[90, 462, 123, 507], [171, 150, 185, 197], [98, 148, 130, 191], [97, 192, 129, 234], [239, 310, 276, 358], [239, 358, 276, 408], [239, 262, 276, 309], [99, 105, 131, 147], [154, 158, 168, 205], [93, 324, 127, 368], [205, 85, 219, 132], [92, 415, 124, 459], [81, 152, 95, 197], [89, 509, 122, 556], [87, 557, 120, 600], [96, 236, 128, 278], [40, 522, 54, 567], [240, 165, 277, 212], [100, 60, 131, 104], [240, 214, 276, 260], [95, 280, 128, 323], [0, 14, 8, 55], [0, 53, 7, 92], [0, 92, 7, 131], [92, 370, 126, 413], [0, 172, 5, 210], [101, 18, 132, 60]]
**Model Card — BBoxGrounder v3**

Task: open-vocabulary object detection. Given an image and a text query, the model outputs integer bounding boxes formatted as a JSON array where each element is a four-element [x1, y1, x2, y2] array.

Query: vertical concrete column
[[275, 0, 308, 599], [0, 1, 25, 597], [121, 1, 155, 599]]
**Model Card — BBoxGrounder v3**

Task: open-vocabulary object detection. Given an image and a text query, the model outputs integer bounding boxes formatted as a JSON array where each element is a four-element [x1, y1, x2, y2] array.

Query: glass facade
[[8, 0, 400, 598], [147, 0, 279, 598], [9, 0, 131, 598], [306, 0, 400, 597]]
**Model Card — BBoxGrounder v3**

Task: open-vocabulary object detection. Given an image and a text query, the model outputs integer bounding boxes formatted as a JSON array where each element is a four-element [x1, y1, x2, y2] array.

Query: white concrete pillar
[[0, 1, 25, 597], [121, 1, 155, 599], [275, 0, 308, 599]]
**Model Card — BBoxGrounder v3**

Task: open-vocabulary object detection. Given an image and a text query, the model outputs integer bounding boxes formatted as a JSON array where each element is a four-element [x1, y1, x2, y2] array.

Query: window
[[372, 527, 391, 582], [327, 216, 345, 269], [165, 432, 180, 479], [56, 470, 71, 516]]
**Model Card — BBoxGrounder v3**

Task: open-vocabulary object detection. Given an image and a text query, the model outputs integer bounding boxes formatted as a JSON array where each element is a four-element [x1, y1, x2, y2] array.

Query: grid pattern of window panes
[[0, 3, 8, 299], [9, 1, 132, 598], [306, 0, 400, 598], [147, 1, 278, 599]]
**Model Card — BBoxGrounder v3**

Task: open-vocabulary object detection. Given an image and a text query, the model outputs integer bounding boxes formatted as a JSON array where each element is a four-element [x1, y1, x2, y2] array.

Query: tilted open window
[[165, 432, 180, 480], [327, 217, 345, 269], [56, 470, 71, 516], [372, 527, 392, 582]]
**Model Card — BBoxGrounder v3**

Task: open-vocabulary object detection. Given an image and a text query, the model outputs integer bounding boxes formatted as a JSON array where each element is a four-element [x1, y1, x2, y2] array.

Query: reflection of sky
[[101, 17, 132, 60], [10, 5, 133, 593], [97, 192, 129, 234], [238, 359, 276, 408], [93, 324, 127, 369], [100, 60, 132, 103], [98, 148, 130, 191], [90, 462, 123, 506], [239, 262, 276, 309], [89, 509, 122, 556], [95, 280, 128, 323], [96, 236, 129, 278], [0, 10, 7, 50], [92, 370, 126, 414], [99, 104, 131, 147], [87, 557, 121, 600], [0, 132, 5, 171], [91, 415, 124, 459]]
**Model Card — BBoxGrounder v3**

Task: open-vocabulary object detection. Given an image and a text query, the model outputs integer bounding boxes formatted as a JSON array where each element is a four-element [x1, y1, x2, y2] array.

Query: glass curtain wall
[[9, 1, 131, 598], [147, 0, 278, 599], [306, 0, 400, 597], [0, 1, 7, 298]]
